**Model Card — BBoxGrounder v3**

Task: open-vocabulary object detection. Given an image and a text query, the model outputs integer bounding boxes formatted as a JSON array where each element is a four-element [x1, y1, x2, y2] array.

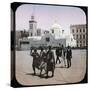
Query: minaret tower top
[[31, 15, 34, 20], [29, 15, 37, 36]]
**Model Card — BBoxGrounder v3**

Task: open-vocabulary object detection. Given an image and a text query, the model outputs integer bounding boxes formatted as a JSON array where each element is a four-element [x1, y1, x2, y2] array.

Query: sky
[[16, 4, 86, 33]]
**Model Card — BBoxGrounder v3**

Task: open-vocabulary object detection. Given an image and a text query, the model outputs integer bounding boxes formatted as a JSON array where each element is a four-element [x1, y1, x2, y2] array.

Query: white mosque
[[18, 15, 76, 50]]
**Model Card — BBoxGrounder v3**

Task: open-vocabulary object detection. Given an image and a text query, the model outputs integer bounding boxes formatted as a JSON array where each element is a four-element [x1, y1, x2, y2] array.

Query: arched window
[[83, 35, 85, 39], [77, 29, 78, 32], [76, 35, 78, 39], [46, 37, 50, 42], [83, 29, 85, 32], [30, 24, 33, 29]]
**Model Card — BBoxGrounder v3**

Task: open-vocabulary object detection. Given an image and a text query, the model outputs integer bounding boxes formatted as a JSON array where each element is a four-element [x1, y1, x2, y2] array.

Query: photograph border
[[11, 2, 88, 88]]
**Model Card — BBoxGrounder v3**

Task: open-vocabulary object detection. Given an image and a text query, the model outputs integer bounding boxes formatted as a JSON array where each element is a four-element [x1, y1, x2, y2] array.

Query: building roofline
[[29, 20, 37, 23], [70, 24, 86, 27]]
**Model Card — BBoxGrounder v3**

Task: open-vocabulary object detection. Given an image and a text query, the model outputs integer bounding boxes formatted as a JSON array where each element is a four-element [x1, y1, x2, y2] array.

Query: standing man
[[46, 46, 55, 77], [30, 48, 40, 75], [40, 47, 45, 62], [55, 47, 61, 64], [39, 47, 47, 76], [39, 47, 46, 69], [59, 45, 62, 63], [66, 46, 72, 68]]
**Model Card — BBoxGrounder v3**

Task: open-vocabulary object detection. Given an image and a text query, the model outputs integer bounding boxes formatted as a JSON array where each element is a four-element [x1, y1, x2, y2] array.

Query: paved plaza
[[16, 49, 86, 86]]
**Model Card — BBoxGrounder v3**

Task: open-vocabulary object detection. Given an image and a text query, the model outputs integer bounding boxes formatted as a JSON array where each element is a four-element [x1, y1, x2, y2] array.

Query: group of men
[[30, 45, 72, 78], [55, 45, 72, 68], [30, 46, 55, 77]]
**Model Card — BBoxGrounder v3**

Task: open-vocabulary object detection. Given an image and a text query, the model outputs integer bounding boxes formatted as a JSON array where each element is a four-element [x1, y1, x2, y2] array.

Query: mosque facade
[[18, 15, 76, 50]]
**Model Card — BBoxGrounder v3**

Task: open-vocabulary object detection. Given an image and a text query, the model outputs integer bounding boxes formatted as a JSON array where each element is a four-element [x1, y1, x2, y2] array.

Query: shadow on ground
[[26, 73, 54, 79]]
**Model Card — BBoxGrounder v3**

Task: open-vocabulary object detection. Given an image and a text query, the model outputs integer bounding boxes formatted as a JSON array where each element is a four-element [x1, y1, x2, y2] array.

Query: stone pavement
[[16, 49, 86, 86]]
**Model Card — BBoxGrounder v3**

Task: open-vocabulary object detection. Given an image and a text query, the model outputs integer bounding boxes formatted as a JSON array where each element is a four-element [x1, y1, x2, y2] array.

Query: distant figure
[[62, 45, 66, 67], [66, 46, 72, 68], [30, 48, 40, 75], [55, 47, 61, 64], [46, 46, 55, 77], [58, 45, 62, 63]]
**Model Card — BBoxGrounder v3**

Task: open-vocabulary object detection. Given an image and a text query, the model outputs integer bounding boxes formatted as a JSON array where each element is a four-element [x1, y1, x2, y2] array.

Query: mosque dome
[[51, 23, 62, 29], [50, 23, 62, 37]]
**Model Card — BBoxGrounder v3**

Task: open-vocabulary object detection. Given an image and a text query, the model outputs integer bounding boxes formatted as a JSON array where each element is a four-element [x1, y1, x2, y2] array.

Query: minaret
[[29, 15, 37, 36]]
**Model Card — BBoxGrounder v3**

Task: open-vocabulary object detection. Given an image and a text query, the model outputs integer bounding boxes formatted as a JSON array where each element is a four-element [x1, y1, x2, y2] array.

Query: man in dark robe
[[30, 48, 40, 75], [39, 47, 47, 76], [66, 46, 72, 68], [46, 46, 55, 77], [55, 47, 61, 64]]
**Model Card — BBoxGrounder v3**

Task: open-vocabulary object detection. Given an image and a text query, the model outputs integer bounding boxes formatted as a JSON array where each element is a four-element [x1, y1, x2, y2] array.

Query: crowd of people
[[30, 45, 72, 78], [55, 45, 72, 68]]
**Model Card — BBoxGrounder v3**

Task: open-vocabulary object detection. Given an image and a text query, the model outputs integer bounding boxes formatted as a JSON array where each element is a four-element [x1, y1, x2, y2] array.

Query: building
[[29, 15, 37, 36], [36, 28, 41, 36], [16, 30, 29, 46], [17, 15, 76, 50], [70, 24, 87, 48]]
